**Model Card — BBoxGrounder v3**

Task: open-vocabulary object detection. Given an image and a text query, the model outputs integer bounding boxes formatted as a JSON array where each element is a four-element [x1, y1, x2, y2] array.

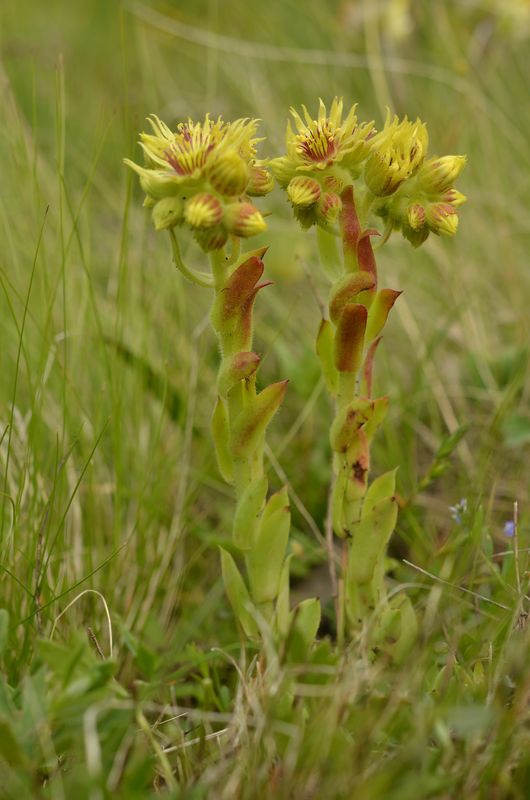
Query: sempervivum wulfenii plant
[[271, 98, 466, 655], [125, 115, 320, 655]]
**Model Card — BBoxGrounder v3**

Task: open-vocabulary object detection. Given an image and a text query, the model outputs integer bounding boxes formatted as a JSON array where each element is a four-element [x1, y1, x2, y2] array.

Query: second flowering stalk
[[271, 99, 466, 653]]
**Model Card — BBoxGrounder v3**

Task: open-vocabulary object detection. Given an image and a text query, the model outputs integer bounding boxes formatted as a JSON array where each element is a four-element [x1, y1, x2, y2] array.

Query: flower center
[[297, 122, 338, 163], [165, 122, 225, 176]]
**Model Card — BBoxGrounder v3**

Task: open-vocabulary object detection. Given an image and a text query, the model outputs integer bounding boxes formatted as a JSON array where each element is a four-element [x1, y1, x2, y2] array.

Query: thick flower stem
[[317, 186, 397, 636]]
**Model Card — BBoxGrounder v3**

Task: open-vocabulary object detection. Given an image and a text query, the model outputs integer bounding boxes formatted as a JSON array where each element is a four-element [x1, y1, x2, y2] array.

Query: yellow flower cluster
[[269, 98, 374, 228], [270, 99, 466, 243], [124, 114, 273, 251]]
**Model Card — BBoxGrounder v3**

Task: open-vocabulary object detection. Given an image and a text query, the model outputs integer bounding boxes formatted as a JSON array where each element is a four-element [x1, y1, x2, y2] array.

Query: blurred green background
[[1, 0, 530, 662]]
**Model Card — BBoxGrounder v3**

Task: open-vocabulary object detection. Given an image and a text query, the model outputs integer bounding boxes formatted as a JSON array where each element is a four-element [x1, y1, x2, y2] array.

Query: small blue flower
[[449, 498, 468, 524], [504, 520, 515, 538]]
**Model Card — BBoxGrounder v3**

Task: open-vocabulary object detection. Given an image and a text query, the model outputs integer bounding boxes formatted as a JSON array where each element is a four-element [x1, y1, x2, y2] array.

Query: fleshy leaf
[[231, 380, 289, 458], [233, 476, 268, 550], [316, 319, 339, 395], [288, 598, 321, 662], [329, 273, 376, 324], [220, 547, 258, 638], [365, 289, 402, 342], [247, 499, 291, 604], [334, 303, 367, 373], [357, 228, 379, 287], [347, 496, 398, 585], [340, 186, 361, 271], [362, 469, 397, 515], [211, 397, 234, 483]]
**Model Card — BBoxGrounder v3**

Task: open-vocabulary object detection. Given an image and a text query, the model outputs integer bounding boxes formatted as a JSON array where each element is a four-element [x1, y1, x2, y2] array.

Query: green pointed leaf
[[231, 380, 288, 458], [261, 485, 289, 522], [365, 288, 401, 342], [316, 319, 338, 395], [274, 554, 293, 638], [211, 396, 234, 483], [233, 476, 268, 550], [348, 496, 398, 585], [294, 598, 321, 646], [220, 548, 258, 638], [247, 501, 291, 604], [288, 598, 321, 661], [362, 469, 397, 516]]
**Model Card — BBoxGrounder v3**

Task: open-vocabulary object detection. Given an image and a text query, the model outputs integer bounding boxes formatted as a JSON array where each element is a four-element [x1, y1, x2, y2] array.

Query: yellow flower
[[270, 97, 374, 186], [364, 112, 428, 196], [125, 114, 272, 250], [416, 155, 467, 193], [124, 114, 270, 200]]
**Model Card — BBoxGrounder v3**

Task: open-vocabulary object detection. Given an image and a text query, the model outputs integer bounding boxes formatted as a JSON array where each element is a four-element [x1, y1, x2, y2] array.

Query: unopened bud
[[268, 156, 296, 188], [194, 225, 229, 252], [123, 159, 178, 200], [225, 202, 267, 237], [208, 150, 249, 196], [418, 155, 466, 193], [426, 202, 459, 236], [287, 176, 321, 207], [407, 203, 426, 231], [365, 114, 428, 196], [184, 193, 223, 229], [364, 153, 403, 196], [441, 188, 467, 208], [317, 192, 342, 225], [247, 166, 274, 196], [152, 197, 184, 231]]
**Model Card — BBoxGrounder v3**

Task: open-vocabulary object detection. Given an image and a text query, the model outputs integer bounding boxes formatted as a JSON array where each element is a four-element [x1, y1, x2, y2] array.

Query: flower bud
[[441, 188, 467, 208], [123, 159, 179, 200], [316, 192, 342, 225], [208, 150, 249, 196], [194, 225, 229, 252], [417, 155, 466, 193], [247, 165, 274, 196], [152, 197, 184, 231], [426, 202, 459, 236], [268, 156, 297, 188], [407, 203, 426, 231], [364, 153, 402, 197], [184, 193, 223, 229], [287, 176, 321, 207], [323, 172, 348, 193], [225, 202, 267, 237], [365, 114, 428, 196]]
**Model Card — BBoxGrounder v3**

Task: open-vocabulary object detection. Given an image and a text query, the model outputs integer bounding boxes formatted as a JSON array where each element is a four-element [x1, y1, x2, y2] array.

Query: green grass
[[1, 0, 530, 797]]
